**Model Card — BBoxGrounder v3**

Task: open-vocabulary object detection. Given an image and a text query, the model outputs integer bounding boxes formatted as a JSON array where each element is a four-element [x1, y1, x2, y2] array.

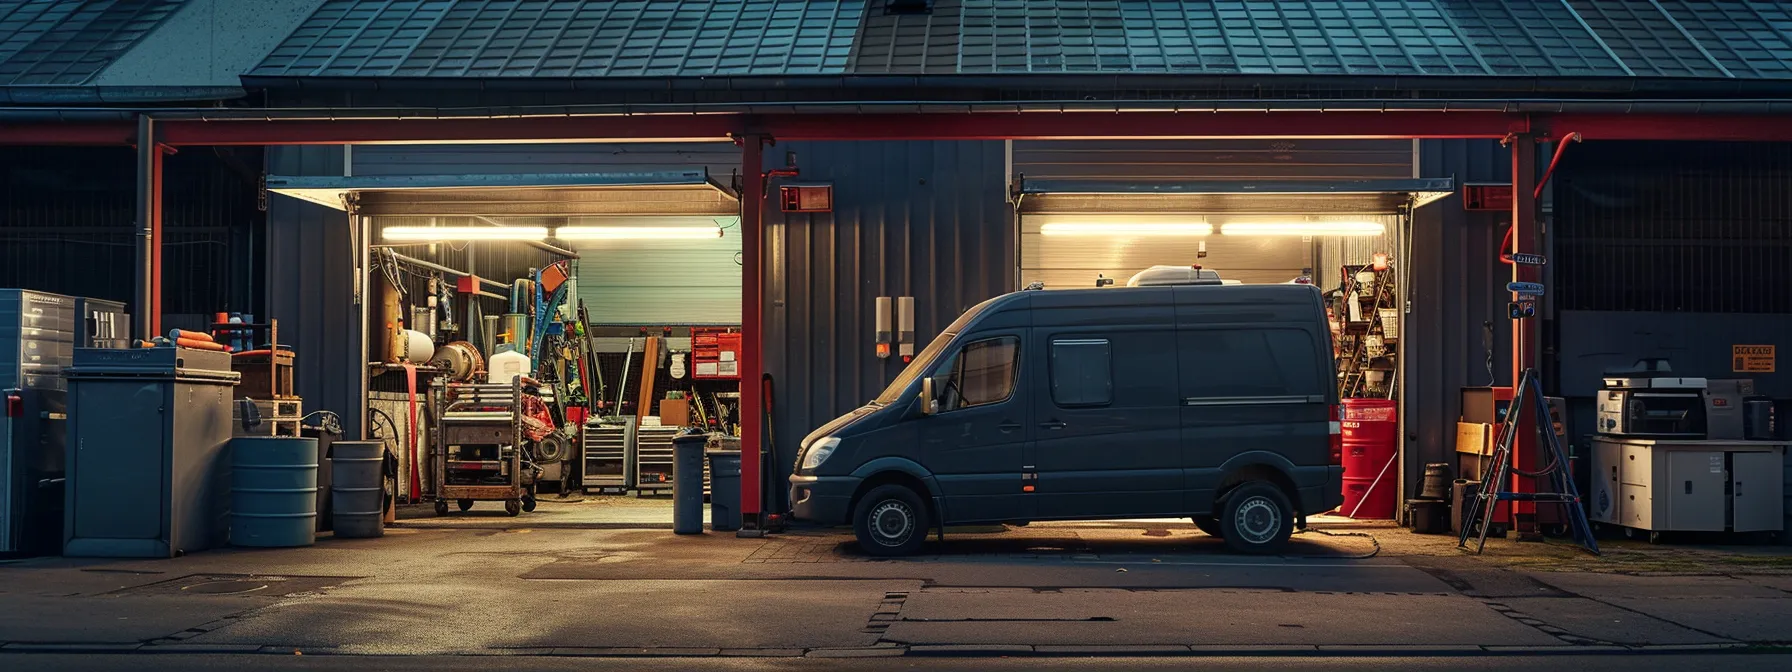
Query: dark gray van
[[789, 283, 1344, 556]]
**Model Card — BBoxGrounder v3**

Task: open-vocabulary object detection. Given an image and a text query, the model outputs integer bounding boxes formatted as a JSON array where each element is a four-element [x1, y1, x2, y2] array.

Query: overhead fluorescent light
[[1039, 222, 1213, 236], [556, 226, 723, 240], [382, 226, 549, 241], [1221, 221, 1385, 237]]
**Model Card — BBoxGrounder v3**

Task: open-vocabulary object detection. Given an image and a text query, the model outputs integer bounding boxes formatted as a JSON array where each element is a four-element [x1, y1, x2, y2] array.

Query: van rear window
[[1178, 328, 1323, 398]]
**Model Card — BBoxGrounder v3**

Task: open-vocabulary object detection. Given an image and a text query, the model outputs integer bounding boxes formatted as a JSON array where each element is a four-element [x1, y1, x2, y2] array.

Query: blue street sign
[[1510, 253, 1548, 266], [1507, 281, 1546, 296]]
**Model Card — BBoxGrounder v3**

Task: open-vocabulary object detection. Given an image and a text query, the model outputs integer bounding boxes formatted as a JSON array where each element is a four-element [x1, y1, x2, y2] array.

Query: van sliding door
[[1028, 291, 1183, 520]]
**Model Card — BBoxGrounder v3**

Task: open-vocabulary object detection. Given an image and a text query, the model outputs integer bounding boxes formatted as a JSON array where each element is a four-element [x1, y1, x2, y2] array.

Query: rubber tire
[[852, 484, 928, 557], [505, 499, 522, 517], [457, 499, 474, 512], [434, 499, 450, 516], [1219, 482, 1295, 554], [1191, 515, 1225, 538]]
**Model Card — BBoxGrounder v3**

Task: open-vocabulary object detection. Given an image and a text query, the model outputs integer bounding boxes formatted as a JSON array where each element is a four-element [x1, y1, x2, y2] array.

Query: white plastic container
[[486, 345, 531, 384]]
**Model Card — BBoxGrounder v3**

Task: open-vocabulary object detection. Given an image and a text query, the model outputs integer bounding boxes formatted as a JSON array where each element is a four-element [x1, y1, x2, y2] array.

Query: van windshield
[[874, 330, 954, 405], [871, 295, 1001, 405]]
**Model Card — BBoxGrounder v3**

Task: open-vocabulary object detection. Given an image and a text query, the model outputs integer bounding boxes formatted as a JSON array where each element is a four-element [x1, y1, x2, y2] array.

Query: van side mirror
[[921, 377, 939, 416]]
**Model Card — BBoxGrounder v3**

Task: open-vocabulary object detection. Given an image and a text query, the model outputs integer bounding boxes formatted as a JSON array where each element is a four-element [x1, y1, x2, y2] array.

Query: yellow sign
[[1733, 345, 1775, 373]]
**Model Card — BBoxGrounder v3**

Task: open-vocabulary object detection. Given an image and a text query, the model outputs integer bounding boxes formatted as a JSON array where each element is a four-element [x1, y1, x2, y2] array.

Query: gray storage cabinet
[[1591, 437, 1786, 536], [64, 348, 239, 557]]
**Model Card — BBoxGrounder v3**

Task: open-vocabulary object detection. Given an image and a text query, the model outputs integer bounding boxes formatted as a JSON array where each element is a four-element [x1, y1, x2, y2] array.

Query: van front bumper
[[788, 474, 858, 525]]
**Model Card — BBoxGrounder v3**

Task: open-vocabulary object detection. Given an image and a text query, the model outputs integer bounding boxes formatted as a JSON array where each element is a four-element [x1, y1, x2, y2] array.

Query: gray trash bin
[[707, 450, 742, 532], [672, 430, 709, 535], [330, 440, 386, 538]]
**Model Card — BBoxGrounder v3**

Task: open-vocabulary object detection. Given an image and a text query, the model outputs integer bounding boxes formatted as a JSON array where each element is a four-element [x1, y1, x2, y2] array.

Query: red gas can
[[1340, 399, 1397, 519]]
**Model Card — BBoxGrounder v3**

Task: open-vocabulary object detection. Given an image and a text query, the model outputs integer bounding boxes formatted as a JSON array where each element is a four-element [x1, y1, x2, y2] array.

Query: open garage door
[[267, 170, 742, 325], [1015, 178, 1452, 288]]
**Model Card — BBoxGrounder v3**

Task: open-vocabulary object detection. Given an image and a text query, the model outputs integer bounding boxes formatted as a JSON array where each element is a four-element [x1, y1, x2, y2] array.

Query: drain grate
[[109, 574, 357, 598]]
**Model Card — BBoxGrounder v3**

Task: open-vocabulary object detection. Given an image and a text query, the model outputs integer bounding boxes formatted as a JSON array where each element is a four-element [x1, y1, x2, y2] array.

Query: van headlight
[[800, 437, 840, 471]]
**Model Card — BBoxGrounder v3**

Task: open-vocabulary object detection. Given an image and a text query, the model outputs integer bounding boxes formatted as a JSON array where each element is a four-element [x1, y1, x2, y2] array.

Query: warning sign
[[1733, 345, 1776, 373]]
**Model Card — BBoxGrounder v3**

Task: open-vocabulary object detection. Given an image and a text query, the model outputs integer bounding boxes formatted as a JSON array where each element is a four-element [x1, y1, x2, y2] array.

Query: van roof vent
[[1126, 265, 1224, 287]]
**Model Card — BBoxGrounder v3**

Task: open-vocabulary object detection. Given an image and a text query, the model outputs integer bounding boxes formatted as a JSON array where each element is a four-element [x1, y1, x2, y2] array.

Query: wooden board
[[636, 336, 660, 417]]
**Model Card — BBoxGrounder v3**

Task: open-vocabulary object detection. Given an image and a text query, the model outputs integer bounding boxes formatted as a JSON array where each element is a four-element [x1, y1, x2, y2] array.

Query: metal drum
[[230, 437, 318, 547], [1340, 399, 1397, 519], [330, 441, 386, 539]]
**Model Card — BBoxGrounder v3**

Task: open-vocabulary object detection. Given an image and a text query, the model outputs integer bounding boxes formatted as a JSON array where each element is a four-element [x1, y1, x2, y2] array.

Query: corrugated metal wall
[[352, 142, 740, 182], [1554, 141, 1792, 314], [1012, 139, 1415, 182], [1, 145, 262, 315], [1406, 140, 1516, 500], [265, 145, 365, 438], [764, 140, 1015, 506]]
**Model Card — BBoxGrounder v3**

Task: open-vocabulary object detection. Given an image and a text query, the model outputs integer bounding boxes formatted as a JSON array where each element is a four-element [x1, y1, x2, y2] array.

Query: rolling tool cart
[[581, 417, 634, 494], [428, 378, 557, 516]]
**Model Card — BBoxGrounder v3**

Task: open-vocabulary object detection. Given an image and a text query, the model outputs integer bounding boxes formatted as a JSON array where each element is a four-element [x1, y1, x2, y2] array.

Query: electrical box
[[691, 327, 741, 379], [896, 297, 915, 360], [874, 297, 892, 359], [780, 184, 833, 213]]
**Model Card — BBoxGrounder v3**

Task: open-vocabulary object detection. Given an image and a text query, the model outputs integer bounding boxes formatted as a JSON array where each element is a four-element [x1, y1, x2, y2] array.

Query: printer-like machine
[[1596, 358, 1770, 440]]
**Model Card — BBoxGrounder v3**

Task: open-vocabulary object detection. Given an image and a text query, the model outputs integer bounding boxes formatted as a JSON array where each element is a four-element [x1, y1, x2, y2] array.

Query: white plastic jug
[[486, 345, 531, 384]]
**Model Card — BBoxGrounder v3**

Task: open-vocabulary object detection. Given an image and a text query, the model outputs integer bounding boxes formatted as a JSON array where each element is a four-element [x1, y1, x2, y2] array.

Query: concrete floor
[[2, 520, 1789, 663]]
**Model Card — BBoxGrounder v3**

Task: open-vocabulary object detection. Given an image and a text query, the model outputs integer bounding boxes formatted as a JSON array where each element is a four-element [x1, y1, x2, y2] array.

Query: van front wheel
[[1220, 482, 1294, 554], [852, 484, 928, 557]]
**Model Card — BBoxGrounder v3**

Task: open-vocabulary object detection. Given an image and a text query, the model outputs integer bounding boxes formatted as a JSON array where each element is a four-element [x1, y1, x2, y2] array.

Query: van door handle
[[1039, 421, 1067, 430], [998, 422, 1022, 432]]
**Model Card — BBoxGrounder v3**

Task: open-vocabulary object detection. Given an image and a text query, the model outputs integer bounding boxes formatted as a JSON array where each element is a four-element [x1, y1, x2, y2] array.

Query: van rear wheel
[[1191, 515, 1224, 538], [1220, 482, 1294, 554], [852, 484, 928, 557]]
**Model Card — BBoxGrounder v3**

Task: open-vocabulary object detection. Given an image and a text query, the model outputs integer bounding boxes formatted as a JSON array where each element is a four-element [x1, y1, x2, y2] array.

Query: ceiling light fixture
[[1039, 222, 1213, 236], [1221, 221, 1385, 237], [381, 226, 549, 241], [555, 226, 724, 240]]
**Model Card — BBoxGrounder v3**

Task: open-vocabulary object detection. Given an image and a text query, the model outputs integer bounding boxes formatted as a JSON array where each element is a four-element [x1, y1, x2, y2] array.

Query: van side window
[[933, 336, 1020, 411], [1050, 338, 1112, 406], [1179, 328, 1322, 398]]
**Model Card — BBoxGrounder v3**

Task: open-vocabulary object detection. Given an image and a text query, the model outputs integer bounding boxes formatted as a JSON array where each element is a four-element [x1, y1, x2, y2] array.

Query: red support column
[[738, 134, 767, 531], [1509, 135, 1541, 538]]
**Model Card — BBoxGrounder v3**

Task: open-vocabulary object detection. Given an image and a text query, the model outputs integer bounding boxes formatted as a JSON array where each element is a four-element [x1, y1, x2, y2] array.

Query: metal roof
[[251, 0, 866, 79], [240, 0, 1792, 83], [850, 0, 1792, 79], [0, 0, 187, 86]]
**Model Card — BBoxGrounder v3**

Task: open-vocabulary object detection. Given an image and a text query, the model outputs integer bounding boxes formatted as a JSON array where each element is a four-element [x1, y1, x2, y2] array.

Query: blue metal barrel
[[230, 437, 318, 547], [329, 441, 386, 538]]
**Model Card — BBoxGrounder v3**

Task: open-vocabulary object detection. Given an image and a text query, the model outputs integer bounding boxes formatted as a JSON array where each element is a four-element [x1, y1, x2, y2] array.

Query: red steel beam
[[0, 122, 135, 145], [1553, 114, 1792, 142]]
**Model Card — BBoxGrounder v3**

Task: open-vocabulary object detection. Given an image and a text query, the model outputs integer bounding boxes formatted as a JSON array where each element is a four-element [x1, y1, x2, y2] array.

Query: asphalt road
[[11, 653, 1792, 672]]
